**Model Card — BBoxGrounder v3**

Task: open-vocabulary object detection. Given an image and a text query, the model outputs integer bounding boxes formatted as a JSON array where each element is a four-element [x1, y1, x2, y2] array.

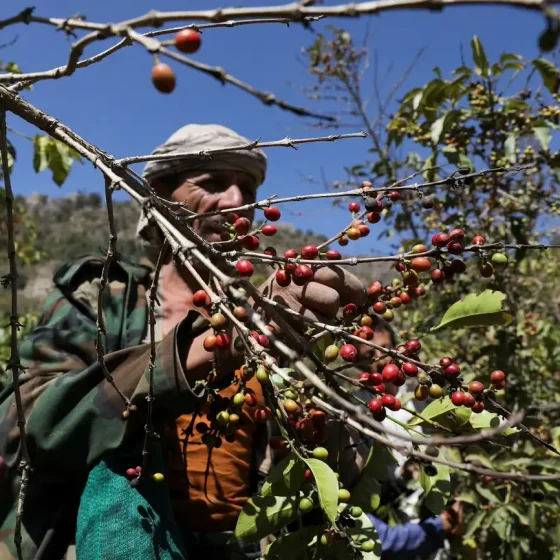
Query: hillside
[[1, 192, 393, 314]]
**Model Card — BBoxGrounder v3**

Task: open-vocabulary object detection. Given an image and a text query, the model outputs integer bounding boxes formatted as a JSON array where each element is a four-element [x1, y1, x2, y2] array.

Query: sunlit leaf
[[304, 458, 339, 526], [471, 36, 489, 76], [261, 454, 306, 497]]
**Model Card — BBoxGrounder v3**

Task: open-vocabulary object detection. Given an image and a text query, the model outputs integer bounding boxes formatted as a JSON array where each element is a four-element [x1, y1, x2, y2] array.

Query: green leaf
[[350, 443, 389, 513], [304, 458, 339, 526], [464, 510, 487, 539], [490, 507, 510, 540], [471, 36, 489, 77], [442, 146, 473, 171], [264, 525, 320, 560], [533, 126, 552, 151], [234, 494, 298, 542], [420, 463, 451, 514], [505, 134, 516, 163], [532, 57, 559, 93], [430, 290, 512, 333], [469, 410, 519, 435], [500, 53, 523, 64], [430, 111, 459, 145], [32, 135, 50, 173], [475, 483, 502, 504], [408, 396, 471, 429], [261, 454, 306, 497]]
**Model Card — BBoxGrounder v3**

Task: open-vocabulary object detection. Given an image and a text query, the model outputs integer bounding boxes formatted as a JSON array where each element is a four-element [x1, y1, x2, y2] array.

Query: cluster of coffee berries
[[367, 275, 424, 323], [202, 311, 230, 352], [274, 244, 318, 288], [151, 30, 202, 94]]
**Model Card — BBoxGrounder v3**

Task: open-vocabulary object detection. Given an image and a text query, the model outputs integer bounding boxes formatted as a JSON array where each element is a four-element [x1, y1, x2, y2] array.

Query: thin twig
[[0, 102, 29, 560]]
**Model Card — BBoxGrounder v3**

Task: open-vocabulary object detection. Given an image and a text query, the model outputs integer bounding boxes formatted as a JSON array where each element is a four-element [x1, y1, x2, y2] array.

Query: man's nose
[[217, 184, 244, 210]]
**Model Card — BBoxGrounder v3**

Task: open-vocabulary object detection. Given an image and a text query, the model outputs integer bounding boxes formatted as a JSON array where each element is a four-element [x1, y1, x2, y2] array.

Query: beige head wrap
[[137, 124, 267, 262]]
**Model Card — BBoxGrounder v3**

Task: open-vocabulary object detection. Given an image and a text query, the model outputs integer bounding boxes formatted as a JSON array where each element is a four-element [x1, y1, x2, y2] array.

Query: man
[[0, 124, 458, 560]]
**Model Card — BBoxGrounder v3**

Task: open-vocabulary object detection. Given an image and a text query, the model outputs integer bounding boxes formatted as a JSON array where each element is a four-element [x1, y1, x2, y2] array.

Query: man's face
[[156, 169, 259, 243]]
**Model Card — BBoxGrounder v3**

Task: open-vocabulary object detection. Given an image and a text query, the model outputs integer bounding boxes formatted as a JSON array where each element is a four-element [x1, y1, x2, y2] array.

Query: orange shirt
[[164, 376, 265, 533]]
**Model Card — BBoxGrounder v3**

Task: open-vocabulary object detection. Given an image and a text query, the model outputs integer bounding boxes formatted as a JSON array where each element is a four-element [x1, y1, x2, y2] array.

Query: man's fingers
[[312, 265, 367, 307], [300, 282, 340, 319]]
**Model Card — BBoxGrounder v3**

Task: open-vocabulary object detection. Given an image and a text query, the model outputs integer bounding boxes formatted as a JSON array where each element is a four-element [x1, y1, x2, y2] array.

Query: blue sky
[[1, 0, 554, 253]]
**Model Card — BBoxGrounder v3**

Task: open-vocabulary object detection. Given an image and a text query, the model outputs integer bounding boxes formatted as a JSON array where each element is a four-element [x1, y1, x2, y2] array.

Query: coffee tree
[[1, 3, 560, 560]]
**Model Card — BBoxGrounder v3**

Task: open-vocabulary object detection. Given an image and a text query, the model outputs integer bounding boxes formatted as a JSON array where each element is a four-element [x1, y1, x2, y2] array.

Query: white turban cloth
[[141, 123, 267, 186]]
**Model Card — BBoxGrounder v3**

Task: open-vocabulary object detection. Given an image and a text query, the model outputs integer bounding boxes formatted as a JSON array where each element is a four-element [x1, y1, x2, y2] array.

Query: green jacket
[[0, 254, 269, 559]]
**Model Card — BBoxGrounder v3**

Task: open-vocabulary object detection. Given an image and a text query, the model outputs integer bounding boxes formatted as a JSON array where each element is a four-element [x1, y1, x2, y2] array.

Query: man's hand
[[258, 264, 368, 325], [441, 501, 464, 536]]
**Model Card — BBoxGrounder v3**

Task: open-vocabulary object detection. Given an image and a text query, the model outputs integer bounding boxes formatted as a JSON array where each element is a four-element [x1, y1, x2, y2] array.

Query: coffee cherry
[[412, 244, 428, 254], [381, 394, 396, 408], [233, 392, 246, 407], [462, 393, 476, 408], [402, 270, 419, 286], [340, 344, 358, 362], [449, 228, 465, 241], [473, 235, 485, 245], [368, 398, 382, 413], [338, 488, 351, 503], [370, 372, 383, 386], [343, 303, 358, 320], [389, 296, 402, 308], [312, 447, 329, 461], [358, 326, 374, 340], [395, 262, 407, 273], [326, 249, 341, 260], [152, 472, 165, 482], [468, 381, 485, 394], [365, 197, 383, 212], [424, 464, 438, 476], [382, 364, 400, 383], [255, 407, 271, 423], [358, 224, 370, 237], [348, 201, 360, 212], [216, 411, 230, 426], [421, 196, 435, 209], [275, 269, 291, 287], [232, 306, 248, 322], [236, 260, 254, 277], [203, 335, 217, 351], [447, 241, 464, 255], [347, 227, 361, 240], [234, 217, 251, 235], [431, 269, 445, 283], [174, 29, 202, 53], [432, 232, 450, 247], [301, 245, 319, 260], [244, 393, 257, 407], [193, 290, 211, 307], [400, 292, 412, 305], [405, 339, 422, 353], [299, 497, 314, 513], [450, 259, 467, 274], [283, 399, 299, 414], [414, 385, 430, 401], [373, 301, 387, 315], [258, 334, 270, 348], [451, 391, 466, 406], [126, 468, 137, 478], [429, 384, 444, 399], [491, 252, 508, 269], [410, 257, 431, 273], [403, 362, 418, 377], [261, 225, 277, 237], [479, 262, 494, 278], [264, 206, 281, 221], [324, 345, 339, 362], [242, 235, 260, 250], [493, 381, 506, 390], [256, 366, 269, 384], [361, 541, 375, 552], [440, 356, 453, 368], [210, 312, 227, 330], [490, 370, 506, 384], [214, 333, 230, 348], [367, 212, 381, 224], [359, 372, 372, 385], [350, 506, 363, 518], [444, 363, 461, 377], [425, 445, 439, 457], [389, 191, 401, 202], [293, 264, 314, 285], [151, 63, 176, 94], [338, 236, 349, 246], [471, 401, 485, 413]]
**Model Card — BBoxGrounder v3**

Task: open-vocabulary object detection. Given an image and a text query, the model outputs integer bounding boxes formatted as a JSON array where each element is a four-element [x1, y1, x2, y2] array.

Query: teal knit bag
[[76, 451, 188, 560]]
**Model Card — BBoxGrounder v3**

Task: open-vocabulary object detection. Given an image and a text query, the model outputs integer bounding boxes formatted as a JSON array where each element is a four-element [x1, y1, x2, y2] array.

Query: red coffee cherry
[[264, 246, 277, 257], [432, 232, 450, 247], [403, 362, 418, 377], [348, 201, 360, 212], [151, 63, 176, 94], [468, 381, 485, 394], [444, 363, 461, 377], [301, 245, 319, 260], [234, 217, 251, 235], [236, 260, 254, 277], [264, 206, 281, 221], [381, 394, 396, 408], [462, 393, 476, 408], [373, 301, 387, 315], [389, 191, 401, 201], [326, 249, 341, 260], [293, 264, 314, 285], [440, 356, 453, 368], [405, 339, 422, 353], [490, 370, 506, 384], [451, 391, 466, 406], [382, 364, 400, 383], [471, 401, 485, 413], [472, 235, 485, 245], [174, 29, 202, 54], [447, 241, 464, 255], [261, 225, 277, 237], [358, 225, 370, 237], [431, 269, 446, 283], [340, 344, 358, 362], [275, 269, 291, 287], [370, 372, 383, 386], [368, 398, 383, 413], [193, 290, 211, 307], [367, 212, 381, 224], [410, 257, 431, 273], [242, 235, 260, 251], [449, 228, 465, 241]]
